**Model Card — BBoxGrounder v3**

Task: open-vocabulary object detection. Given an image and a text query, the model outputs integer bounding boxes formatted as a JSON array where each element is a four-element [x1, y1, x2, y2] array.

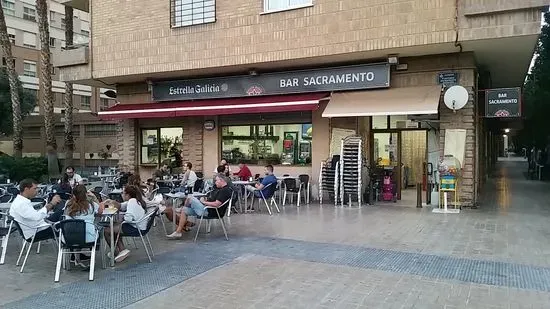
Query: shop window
[[170, 0, 216, 28], [140, 127, 183, 165], [264, 0, 312, 12], [371, 115, 388, 129], [390, 115, 419, 129], [221, 123, 312, 166]]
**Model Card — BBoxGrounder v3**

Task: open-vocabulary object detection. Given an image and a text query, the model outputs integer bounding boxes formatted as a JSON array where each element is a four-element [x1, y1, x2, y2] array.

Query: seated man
[[153, 163, 170, 180], [9, 179, 63, 240], [167, 174, 232, 239], [245, 165, 277, 200]]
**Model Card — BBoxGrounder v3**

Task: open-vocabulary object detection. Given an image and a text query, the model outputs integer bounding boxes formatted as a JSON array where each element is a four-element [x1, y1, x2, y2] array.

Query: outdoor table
[[233, 181, 255, 213], [101, 207, 118, 267]]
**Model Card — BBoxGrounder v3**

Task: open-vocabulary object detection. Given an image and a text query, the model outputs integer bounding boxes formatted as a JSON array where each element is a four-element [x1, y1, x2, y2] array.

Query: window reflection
[[221, 123, 312, 165]]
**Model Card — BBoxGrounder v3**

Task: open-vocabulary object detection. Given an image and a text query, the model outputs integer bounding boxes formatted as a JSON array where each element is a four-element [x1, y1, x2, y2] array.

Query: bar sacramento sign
[[485, 87, 521, 118], [152, 63, 390, 101]]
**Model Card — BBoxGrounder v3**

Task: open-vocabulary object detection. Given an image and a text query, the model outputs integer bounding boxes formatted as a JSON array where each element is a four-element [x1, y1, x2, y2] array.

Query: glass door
[[372, 132, 401, 200]]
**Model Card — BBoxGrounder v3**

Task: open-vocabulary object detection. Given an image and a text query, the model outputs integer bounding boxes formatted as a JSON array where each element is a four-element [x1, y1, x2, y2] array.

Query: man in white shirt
[[65, 166, 83, 188], [9, 179, 62, 240]]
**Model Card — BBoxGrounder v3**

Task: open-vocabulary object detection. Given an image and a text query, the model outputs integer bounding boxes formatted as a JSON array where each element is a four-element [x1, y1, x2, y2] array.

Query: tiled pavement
[[2, 159, 550, 308]]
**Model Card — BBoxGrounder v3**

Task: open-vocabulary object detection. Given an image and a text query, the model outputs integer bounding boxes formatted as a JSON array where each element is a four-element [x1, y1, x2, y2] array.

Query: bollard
[[416, 183, 422, 208]]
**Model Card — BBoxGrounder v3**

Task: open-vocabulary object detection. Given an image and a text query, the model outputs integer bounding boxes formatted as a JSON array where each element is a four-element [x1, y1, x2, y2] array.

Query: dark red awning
[[98, 93, 329, 120]]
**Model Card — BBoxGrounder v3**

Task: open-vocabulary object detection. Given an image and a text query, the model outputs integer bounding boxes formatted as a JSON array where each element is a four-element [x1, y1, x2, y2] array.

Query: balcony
[[58, 0, 89, 12], [53, 44, 89, 67]]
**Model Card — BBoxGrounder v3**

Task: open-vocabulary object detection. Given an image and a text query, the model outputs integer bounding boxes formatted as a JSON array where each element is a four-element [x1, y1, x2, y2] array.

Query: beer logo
[[246, 85, 264, 96]]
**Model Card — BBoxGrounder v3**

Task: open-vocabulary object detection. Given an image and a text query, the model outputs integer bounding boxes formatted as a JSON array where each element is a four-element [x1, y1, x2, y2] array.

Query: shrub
[[0, 155, 48, 183]]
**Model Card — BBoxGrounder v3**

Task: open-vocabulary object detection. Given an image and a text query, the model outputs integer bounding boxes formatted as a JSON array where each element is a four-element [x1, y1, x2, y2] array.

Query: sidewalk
[[2, 160, 550, 308]]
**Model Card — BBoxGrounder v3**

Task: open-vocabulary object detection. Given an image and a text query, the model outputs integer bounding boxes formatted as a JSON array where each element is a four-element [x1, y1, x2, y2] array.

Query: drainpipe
[[454, 0, 463, 53]]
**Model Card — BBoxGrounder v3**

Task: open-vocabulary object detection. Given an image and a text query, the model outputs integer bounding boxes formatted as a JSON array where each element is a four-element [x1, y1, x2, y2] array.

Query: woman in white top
[[104, 185, 148, 263]]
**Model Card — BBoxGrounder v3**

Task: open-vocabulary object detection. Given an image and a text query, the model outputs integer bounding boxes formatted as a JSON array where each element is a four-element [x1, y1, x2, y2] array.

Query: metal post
[[416, 183, 422, 208], [426, 182, 432, 205]]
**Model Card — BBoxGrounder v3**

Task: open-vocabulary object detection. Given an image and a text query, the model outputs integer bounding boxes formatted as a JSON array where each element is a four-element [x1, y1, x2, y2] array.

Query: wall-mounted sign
[[152, 63, 391, 102], [203, 120, 216, 131], [485, 87, 521, 118], [437, 71, 459, 87]]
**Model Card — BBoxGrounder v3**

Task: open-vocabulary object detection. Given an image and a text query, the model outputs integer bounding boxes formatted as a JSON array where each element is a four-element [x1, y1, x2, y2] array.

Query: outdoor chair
[[298, 174, 311, 205], [194, 195, 231, 242], [108, 192, 123, 203], [30, 198, 46, 209], [251, 182, 280, 215], [13, 219, 58, 273], [0, 214, 15, 264], [54, 219, 103, 282], [114, 207, 158, 263], [282, 178, 300, 206], [0, 194, 13, 203], [6, 187, 19, 196], [157, 186, 172, 195]]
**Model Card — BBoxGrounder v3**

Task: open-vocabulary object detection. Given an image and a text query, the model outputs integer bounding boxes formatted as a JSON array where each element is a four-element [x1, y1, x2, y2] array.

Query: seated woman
[[64, 184, 104, 267], [54, 173, 73, 194], [103, 185, 148, 263]]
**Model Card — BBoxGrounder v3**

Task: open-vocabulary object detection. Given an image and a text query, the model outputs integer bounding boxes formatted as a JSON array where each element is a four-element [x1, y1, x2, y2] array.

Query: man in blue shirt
[[246, 165, 277, 199]]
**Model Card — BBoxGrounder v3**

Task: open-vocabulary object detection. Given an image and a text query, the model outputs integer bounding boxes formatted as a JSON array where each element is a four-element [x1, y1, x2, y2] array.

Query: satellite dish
[[104, 90, 117, 98], [443, 85, 468, 112]]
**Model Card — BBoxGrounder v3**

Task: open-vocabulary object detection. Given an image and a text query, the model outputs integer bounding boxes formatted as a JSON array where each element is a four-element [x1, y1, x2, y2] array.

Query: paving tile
[[1, 161, 550, 308]]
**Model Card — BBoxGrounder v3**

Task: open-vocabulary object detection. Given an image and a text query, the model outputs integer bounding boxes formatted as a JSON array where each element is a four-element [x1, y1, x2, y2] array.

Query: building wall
[[91, 0, 458, 78], [116, 53, 480, 204]]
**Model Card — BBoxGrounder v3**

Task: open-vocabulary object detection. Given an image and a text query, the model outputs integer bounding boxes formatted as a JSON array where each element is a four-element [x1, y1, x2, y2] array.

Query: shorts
[[183, 196, 207, 217]]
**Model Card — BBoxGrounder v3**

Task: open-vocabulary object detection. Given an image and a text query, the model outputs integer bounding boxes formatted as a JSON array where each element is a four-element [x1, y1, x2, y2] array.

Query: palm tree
[[63, 5, 74, 168], [36, 0, 59, 179], [0, 2, 23, 158]]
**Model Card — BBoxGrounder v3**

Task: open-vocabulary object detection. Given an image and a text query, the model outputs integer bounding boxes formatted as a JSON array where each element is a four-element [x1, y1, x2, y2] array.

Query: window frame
[[170, 0, 216, 28], [49, 37, 55, 47], [2, 0, 15, 17], [262, 0, 313, 14], [139, 127, 184, 166], [80, 95, 91, 108], [220, 122, 313, 166], [23, 60, 37, 77], [23, 6, 36, 21], [81, 29, 89, 37]]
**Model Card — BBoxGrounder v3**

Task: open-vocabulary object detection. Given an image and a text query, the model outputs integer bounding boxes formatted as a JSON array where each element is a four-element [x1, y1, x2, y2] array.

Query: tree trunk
[[63, 5, 74, 168], [0, 2, 22, 158], [36, 0, 59, 178]]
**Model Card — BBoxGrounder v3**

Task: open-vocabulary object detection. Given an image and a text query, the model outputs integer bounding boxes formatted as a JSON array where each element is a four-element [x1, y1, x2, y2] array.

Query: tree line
[[0, 1, 75, 178]]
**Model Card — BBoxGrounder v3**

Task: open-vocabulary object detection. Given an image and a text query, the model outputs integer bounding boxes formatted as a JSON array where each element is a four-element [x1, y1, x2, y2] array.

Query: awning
[[322, 85, 442, 118], [98, 93, 328, 120]]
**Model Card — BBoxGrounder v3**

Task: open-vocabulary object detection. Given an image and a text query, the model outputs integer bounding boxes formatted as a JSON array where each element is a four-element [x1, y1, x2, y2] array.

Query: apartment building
[[0, 0, 118, 171], [55, 0, 546, 206]]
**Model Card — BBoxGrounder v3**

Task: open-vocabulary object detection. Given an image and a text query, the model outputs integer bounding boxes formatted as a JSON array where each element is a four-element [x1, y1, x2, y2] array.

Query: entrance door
[[400, 130, 428, 204], [371, 132, 401, 200]]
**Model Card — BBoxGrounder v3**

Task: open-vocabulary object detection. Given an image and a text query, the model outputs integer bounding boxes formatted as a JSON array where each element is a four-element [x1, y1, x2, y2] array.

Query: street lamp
[[504, 128, 510, 133]]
